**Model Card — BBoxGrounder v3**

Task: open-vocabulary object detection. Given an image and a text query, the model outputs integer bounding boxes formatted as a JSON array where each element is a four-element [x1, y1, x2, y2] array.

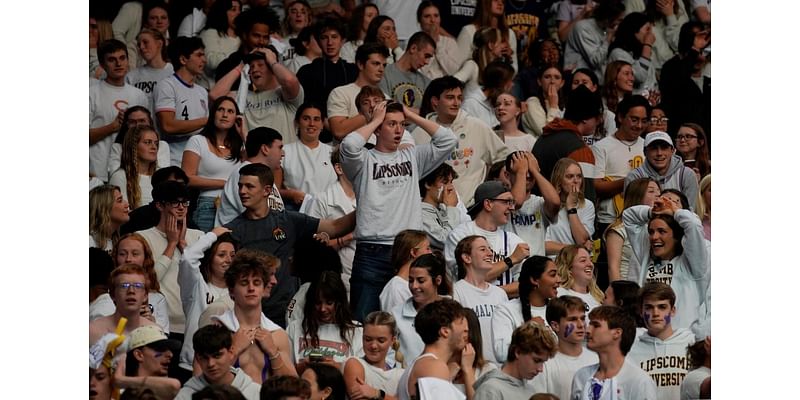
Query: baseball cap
[[644, 131, 674, 148], [128, 325, 181, 352], [467, 181, 510, 219]]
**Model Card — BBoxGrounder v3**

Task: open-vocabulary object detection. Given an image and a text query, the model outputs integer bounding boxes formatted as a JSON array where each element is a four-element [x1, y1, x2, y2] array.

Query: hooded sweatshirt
[[624, 207, 710, 335], [175, 367, 261, 400], [624, 154, 699, 210], [532, 119, 597, 203], [626, 328, 696, 400], [473, 368, 529, 400]]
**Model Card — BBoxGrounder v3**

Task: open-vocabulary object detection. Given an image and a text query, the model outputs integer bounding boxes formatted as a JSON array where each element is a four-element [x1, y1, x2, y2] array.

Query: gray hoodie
[[473, 368, 530, 400], [624, 154, 699, 210], [626, 328, 696, 400], [175, 367, 261, 400]]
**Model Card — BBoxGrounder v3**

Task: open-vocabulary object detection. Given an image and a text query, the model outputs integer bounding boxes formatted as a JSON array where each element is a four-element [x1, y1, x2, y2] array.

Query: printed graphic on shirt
[[511, 209, 543, 229], [448, 145, 474, 168], [471, 303, 497, 319], [133, 81, 157, 94], [389, 83, 423, 108], [646, 262, 673, 286], [298, 338, 351, 359], [372, 161, 413, 180], [451, 0, 477, 17], [490, 247, 513, 286], [506, 13, 541, 49], [639, 355, 688, 387]]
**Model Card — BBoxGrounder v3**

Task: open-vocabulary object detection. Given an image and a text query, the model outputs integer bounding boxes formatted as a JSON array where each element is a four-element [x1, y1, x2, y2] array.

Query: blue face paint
[[665, 314, 671, 325], [644, 312, 651, 327], [565, 323, 575, 338]]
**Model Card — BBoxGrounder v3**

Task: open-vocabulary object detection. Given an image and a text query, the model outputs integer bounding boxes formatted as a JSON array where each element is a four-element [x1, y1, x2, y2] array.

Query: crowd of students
[[89, 0, 711, 399]]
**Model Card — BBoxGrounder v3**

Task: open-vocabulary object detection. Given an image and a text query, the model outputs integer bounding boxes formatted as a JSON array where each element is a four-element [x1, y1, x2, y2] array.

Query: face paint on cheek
[[565, 323, 575, 338], [665, 315, 671, 325], [644, 312, 651, 325]]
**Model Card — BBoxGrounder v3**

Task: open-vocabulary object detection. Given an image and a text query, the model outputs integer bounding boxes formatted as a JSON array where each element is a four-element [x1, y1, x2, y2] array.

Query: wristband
[[268, 61, 279, 69], [567, 208, 578, 215], [504, 257, 514, 268], [377, 389, 386, 400]]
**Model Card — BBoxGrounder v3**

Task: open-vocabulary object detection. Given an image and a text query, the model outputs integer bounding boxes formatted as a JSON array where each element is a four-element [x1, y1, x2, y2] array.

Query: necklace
[[615, 134, 638, 152]]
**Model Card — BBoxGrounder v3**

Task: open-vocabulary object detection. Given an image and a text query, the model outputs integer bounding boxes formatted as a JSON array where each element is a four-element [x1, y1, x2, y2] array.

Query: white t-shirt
[[504, 194, 554, 257], [285, 282, 310, 329], [452, 280, 509, 364], [571, 359, 658, 400], [350, 357, 405, 396], [557, 287, 602, 315], [232, 85, 304, 145], [391, 298, 424, 365], [286, 320, 364, 365], [531, 348, 599, 400], [327, 82, 364, 119], [154, 74, 209, 166], [501, 133, 537, 153], [282, 141, 338, 196], [680, 366, 710, 400], [380, 276, 411, 313], [591, 135, 645, 223], [183, 135, 243, 198], [90, 80, 149, 181], [445, 221, 527, 287], [126, 64, 174, 112], [491, 298, 547, 363], [545, 202, 596, 247], [108, 170, 154, 208]]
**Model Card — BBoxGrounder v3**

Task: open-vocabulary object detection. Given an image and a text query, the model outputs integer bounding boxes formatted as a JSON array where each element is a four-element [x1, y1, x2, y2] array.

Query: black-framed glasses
[[116, 282, 146, 291], [490, 198, 515, 207], [164, 200, 191, 208], [676, 134, 697, 141]]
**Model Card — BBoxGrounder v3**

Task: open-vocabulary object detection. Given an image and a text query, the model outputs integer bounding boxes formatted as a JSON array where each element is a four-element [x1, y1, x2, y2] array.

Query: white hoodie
[[175, 367, 261, 400], [624, 206, 710, 335], [626, 328, 695, 400]]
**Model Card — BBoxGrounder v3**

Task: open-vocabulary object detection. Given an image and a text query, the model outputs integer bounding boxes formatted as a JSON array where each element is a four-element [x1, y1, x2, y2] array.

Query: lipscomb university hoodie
[[626, 328, 696, 400]]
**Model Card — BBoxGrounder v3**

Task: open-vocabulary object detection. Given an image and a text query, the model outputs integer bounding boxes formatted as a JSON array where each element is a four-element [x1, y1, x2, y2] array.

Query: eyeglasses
[[490, 198, 515, 207], [164, 200, 191, 208], [676, 134, 697, 141], [116, 282, 146, 291], [649, 117, 669, 124]]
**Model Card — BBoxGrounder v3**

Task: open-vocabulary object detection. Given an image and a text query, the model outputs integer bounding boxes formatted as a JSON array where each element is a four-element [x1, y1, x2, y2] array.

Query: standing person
[[532, 84, 602, 204], [603, 177, 660, 283], [452, 235, 510, 364], [327, 42, 390, 141], [592, 95, 649, 241], [175, 325, 263, 400], [563, 0, 625, 78], [155, 36, 209, 167], [343, 311, 406, 400], [461, 60, 516, 128], [417, 1, 464, 80], [214, 6, 281, 90], [531, 296, 599, 400], [116, 325, 182, 399], [495, 92, 537, 153], [419, 164, 468, 252], [287, 271, 363, 369], [570, 305, 658, 399], [90, 39, 150, 182], [430, 0, 478, 38], [127, 28, 174, 112], [624, 131, 698, 210], [109, 106, 172, 179], [545, 158, 596, 255], [413, 76, 510, 207], [369, 0, 423, 47], [521, 66, 566, 138], [301, 363, 348, 400], [225, 163, 355, 326], [473, 322, 558, 400], [555, 246, 604, 312], [391, 254, 452, 365], [680, 336, 711, 400], [364, 16, 405, 65], [607, 12, 659, 96], [491, 256, 560, 363], [307, 147, 358, 297], [199, 0, 243, 83], [379, 32, 436, 114], [215, 127, 286, 227], [109, 125, 161, 210], [623, 196, 709, 333], [340, 101, 457, 321], [501, 151, 561, 261], [284, 26, 322, 74], [627, 282, 695, 400], [296, 17, 358, 115], [90, 184, 131, 251], [182, 96, 246, 232], [444, 181, 531, 296], [281, 102, 337, 208], [674, 123, 710, 181], [396, 299, 470, 400], [136, 181, 205, 357], [339, 3, 379, 63], [211, 46, 303, 145], [695, 174, 710, 241], [211, 249, 298, 383], [456, 0, 518, 72], [177, 227, 237, 373], [379, 230, 433, 313], [89, 264, 158, 345]]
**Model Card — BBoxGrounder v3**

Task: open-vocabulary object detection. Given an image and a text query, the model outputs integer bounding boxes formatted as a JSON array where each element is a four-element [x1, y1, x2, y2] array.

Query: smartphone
[[307, 350, 324, 363]]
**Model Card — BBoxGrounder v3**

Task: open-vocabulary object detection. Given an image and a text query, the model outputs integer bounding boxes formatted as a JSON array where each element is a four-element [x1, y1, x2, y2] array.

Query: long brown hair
[[120, 125, 159, 209], [112, 233, 160, 292], [603, 61, 632, 113]]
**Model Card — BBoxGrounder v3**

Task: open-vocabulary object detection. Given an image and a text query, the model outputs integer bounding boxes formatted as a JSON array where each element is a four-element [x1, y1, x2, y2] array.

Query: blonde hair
[[555, 245, 604, 303], [90, 185, 122, 248], [550, 158, 585, 208], [695, 174, 710, 220]]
